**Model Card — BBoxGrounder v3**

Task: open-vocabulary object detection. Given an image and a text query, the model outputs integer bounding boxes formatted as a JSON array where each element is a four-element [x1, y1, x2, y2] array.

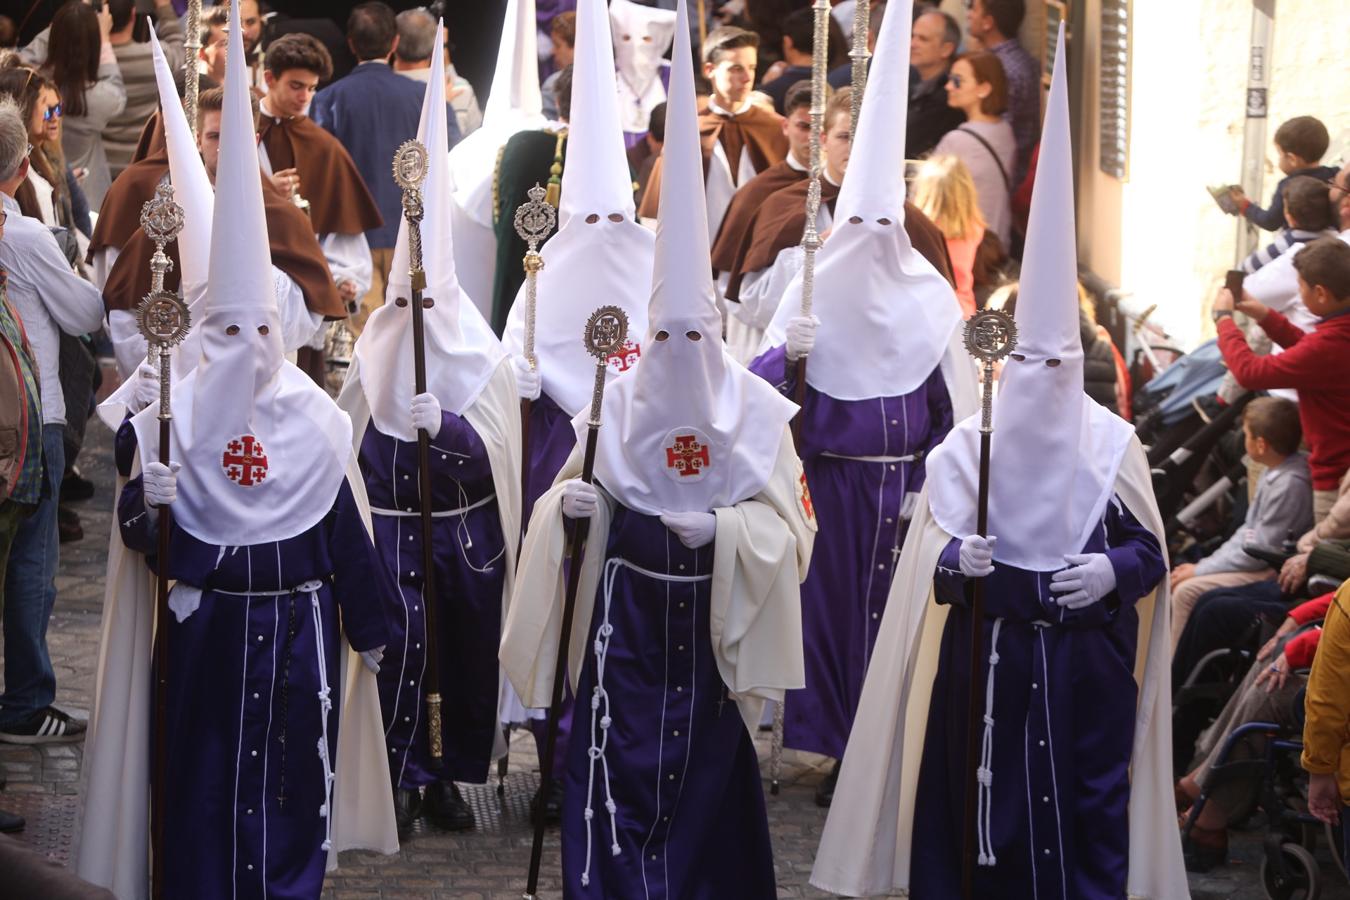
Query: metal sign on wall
[[1099, 0, 1130, 180]]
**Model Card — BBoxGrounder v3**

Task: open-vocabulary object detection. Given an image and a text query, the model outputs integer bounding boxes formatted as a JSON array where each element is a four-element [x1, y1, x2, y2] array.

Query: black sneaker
[[60, 472, 95, 503], [423, 781, 475, 832], [0, 707, 87, 744], [0, 808, 23, 833]]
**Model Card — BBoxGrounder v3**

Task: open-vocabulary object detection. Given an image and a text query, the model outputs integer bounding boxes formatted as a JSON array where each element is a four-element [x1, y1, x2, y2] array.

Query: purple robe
[[115, 424, 389, 900], [358, 411, 507, 787], [749, 345, 953, 759], [560, 505, 776, 898], [523, 389, 579, 778], [910, 498, 1165, 899]]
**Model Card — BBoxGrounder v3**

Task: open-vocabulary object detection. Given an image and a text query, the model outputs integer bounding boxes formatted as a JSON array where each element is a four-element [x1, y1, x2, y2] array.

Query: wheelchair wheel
[[1260, 841, 1321, 900]]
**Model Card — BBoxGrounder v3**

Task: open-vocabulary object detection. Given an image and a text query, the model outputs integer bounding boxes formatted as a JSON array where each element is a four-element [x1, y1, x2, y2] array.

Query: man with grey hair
[[392, 7, 482, 137], [907, 6, 964, 157], [0, 99, 105, 747]]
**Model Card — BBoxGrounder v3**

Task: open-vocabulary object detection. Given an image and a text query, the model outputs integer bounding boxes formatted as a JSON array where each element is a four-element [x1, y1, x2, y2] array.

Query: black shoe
[[0, 809, 23, 833], [393, 787, 421, 841], [60, 472, 95, 503], [0, 707, 87, 745], [423, 781, 474, 832], [530, 777, 564, 827], [814, 759, 840, 808], [58, 505, 83, 544]]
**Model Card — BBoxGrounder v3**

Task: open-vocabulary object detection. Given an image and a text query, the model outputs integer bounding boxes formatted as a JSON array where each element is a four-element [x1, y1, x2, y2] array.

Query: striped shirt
[[1241, 228, 1335, 275]]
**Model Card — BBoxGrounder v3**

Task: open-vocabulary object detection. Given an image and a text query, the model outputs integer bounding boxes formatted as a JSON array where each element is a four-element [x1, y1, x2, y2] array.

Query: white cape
[[500, 425, 815, 733], [74, 455, 398, 899], [810, 437, 1189, 900]]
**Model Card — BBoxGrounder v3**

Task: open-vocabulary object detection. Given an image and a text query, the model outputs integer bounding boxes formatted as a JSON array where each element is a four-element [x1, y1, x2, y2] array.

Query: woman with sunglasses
[[18, 0, 126, 210], [0, 67, 91, 243], [932, 50, 1016, 251]]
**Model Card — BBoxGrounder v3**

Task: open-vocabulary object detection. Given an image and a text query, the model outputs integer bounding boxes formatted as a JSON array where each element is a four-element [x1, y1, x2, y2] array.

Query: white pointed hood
[[764, 0, 960, 401], [448, 0, 547, 228], [610, 0, 677, 135], [354, 20, 507, 442], [132, 0, 352, 547], [503, 0, 653, 416], [586, 0, 796, 517], [925, 25, 1134, 571]]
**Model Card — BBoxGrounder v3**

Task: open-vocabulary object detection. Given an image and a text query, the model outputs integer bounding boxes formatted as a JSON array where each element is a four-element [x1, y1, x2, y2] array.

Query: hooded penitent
[[131, 0, 351, 546], [610, 0, 677, 136], [924, 25, 1134, 572], [585, 0, 796, 516], [503, 0, 653, 417], [352, 23, 506, 443], [763, 0, 961, 401]]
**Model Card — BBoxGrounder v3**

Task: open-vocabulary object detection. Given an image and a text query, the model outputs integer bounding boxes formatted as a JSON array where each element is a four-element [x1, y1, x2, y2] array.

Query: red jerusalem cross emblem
[[665, 434, 710, 478], [799, 472, 815, 520], [222, 435, 269, 487], [606, 338, 641, 373]]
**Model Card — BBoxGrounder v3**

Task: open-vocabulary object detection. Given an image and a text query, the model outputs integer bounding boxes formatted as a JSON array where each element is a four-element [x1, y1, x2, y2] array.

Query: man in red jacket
[[1215, 236, 1350, 522]]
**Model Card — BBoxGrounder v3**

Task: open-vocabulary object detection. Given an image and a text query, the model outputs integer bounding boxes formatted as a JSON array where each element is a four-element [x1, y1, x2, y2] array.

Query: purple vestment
[[116, 424, 389, 900], [910, 498, 1165, 899], [559, 505, 777, 898], [359, 410, 507, 787], [750, 344, 953, 759]]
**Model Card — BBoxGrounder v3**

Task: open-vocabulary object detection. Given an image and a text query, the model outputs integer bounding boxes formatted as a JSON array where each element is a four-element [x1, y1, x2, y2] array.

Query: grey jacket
[[1196, 452, 1314, 575]]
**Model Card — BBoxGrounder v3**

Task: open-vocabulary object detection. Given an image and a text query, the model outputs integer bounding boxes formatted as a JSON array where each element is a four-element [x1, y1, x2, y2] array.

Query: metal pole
[[849, 0, 871, 137], [184, 0, 202, 142], [1235, 0, 1275, 264], [513, 184, 557, 541]]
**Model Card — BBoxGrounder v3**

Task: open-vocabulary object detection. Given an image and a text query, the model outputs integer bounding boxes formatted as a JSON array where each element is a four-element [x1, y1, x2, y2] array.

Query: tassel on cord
[[545, 130, 567, 208]]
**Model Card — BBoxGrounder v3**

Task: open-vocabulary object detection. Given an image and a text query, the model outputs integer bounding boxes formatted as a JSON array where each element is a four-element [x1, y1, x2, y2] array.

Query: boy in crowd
[[1227, 115, 1339, 232], [1169, 397, 1312, 648], [1241, 175, 1337, 274]]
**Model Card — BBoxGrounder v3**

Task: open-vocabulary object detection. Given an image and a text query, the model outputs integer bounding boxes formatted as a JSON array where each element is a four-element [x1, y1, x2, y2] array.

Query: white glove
[[513, 355, 541, 401], [1049, 553, 1118, 610], [410, 392, 442, 439], [659, 511, 716, 549], [561, 479, 598, 519], [785, 315, 819, 361], [143, 461, 181, 509], [958, 534, 997, 578], [133, 361, 158, 411], [359, 646, 385, 674]]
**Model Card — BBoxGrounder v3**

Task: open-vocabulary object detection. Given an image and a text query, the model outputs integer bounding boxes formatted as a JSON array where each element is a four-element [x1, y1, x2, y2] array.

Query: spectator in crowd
[[1240, 174, 1337, 275], [932, 51, 1015, 249], [20, 1, 126, 209], [101, 0, 183, 181], [907, 6, 964, 158], [1304, 582, 1350, 849], [1215, 237, 1350, 525], [1176, 590, 1334, 870], [0, 101, 47, 833], [541, 11, 575, 121], [964, 0, 1037, 186], [758, 7, 844, 115], [1227, 116, 1339, 233], [827, 0, 885, 89], [911, 153, 991, 317], [393, 8, 482, 137], [196, 6, 228, 88], [0, 97, 104, 746], [1169, 397, 1313, 648], [0, 67, 87, 237]]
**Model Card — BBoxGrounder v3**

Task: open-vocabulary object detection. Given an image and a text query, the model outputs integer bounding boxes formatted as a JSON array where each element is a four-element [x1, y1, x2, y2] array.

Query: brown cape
[[710, 159, 806, 274], [727, 178, 954, 301], [637, 98, 788, 218], [88, 152, 170, 259], [256, 113, 383, 236], [130, 112, 167, 168], [102, 177, 346, 320]]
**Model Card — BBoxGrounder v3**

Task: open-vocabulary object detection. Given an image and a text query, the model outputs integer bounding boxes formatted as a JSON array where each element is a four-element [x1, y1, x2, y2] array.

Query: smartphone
[[1225, 269, 1245, 301]]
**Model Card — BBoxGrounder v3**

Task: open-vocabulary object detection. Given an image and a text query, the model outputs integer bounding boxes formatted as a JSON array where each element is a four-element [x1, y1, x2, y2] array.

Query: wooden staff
[[392, 140, 446, 759], [958, 309, 1016, 900], [523, 306, 630, 900], [135, 182, 190, 900], [513, 184, 557, 539], [773, 0, 831, 797], [183, 0, 201, 142]]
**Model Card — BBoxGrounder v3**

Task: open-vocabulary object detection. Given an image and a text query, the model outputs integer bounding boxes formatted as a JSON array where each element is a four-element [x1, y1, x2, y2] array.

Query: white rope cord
[[977, 617, 1003, 867], [308, 584, 336, 852]]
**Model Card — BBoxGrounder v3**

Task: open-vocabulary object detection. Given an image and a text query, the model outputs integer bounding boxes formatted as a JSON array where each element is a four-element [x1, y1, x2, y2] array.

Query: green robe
[[490, 129, 566, 336]]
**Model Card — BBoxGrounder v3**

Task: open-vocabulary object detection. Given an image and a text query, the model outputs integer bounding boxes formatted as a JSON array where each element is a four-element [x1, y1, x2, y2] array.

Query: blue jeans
[[0, 424, 64, 727]]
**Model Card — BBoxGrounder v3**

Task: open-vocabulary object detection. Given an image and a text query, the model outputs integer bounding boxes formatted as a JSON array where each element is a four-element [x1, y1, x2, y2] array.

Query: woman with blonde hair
[[912, 153, 993, 318]]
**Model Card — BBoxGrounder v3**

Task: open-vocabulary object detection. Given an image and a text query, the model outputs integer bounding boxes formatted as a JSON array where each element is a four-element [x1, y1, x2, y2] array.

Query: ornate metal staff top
[[962, 308, 1017, 433], [797, 0, 831, 321], [135, 182, 191, 419], [582, 306, 629, 427], [513, 183, 557, 373], [183, 0, 202, 142], [393, 139, 430, 290], [849, 0, 872, 138]]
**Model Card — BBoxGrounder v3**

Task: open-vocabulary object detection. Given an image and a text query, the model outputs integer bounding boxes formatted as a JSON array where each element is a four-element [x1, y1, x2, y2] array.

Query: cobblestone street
[[0, 412, 1345, 899]]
